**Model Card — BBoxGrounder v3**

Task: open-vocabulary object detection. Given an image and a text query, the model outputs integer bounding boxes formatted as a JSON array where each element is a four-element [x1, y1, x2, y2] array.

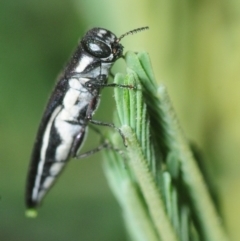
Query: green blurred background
[[1, 0, 240, 240]]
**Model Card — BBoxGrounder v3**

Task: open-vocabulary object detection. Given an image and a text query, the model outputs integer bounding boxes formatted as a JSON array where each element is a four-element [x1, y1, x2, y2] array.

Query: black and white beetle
[[25, 26, 149, 211]]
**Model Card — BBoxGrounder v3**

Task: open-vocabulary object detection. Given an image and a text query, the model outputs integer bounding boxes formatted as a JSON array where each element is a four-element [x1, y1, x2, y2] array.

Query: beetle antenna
[[117, 26, 149, 42]]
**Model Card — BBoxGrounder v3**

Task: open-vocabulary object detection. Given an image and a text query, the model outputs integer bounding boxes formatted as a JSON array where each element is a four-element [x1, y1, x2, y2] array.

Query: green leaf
[[103, 51, 229, 241]]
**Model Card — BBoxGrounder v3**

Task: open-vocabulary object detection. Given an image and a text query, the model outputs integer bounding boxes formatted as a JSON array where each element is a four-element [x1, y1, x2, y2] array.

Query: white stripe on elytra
[[31, 106, 62, 201], [69, 78, 81, 90], [54, 86, 90, 161], [37, 176, 54, 203]]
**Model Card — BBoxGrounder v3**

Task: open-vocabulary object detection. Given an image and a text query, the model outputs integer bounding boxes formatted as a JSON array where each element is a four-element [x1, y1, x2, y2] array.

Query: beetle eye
[[83, 39, 111, 58]]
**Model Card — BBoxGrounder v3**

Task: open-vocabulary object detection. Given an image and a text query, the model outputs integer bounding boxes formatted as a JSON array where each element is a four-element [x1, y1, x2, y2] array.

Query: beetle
[[25, 26, 149, 211]]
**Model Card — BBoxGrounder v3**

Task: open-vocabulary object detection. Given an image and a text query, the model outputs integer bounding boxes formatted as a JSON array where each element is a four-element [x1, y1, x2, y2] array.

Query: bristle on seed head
[[117, 26, 149, 42]]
